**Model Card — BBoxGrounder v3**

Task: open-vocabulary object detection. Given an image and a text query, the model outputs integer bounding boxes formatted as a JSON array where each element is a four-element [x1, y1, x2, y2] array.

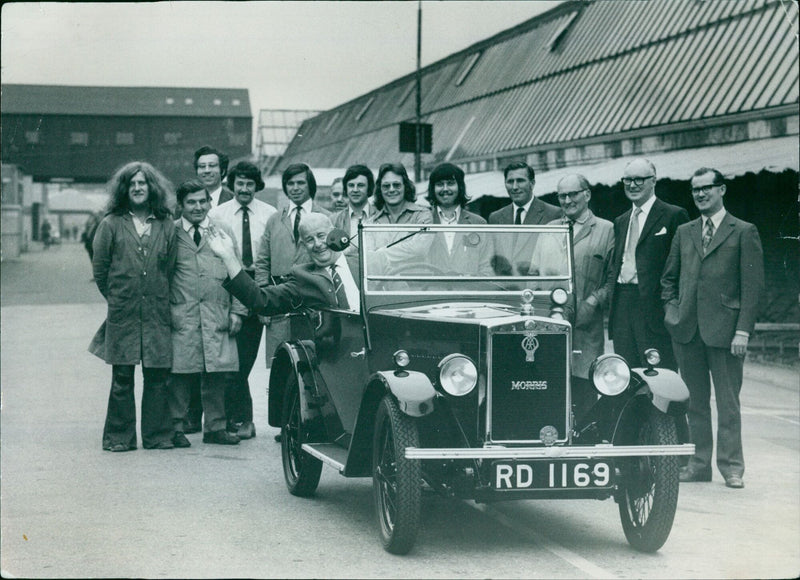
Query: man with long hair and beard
[[89, 161, 177, 452]]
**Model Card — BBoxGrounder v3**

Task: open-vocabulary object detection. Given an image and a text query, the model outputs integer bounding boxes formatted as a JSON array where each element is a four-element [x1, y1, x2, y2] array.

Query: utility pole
[[415, 0, 422, 183]]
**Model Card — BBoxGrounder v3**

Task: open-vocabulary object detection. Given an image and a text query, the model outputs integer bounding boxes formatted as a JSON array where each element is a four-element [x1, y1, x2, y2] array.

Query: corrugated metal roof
[[1, 84, 252, 118], [279, 0, 797, 171]]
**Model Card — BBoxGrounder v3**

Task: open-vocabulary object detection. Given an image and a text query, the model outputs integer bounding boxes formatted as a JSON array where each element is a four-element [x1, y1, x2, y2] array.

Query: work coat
[[89, 213, 175, 367], [169, 219, 246, 373]]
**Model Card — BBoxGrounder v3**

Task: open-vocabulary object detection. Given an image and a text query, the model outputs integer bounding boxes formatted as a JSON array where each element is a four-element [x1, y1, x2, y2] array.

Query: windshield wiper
[[385, 226, 430, 249]]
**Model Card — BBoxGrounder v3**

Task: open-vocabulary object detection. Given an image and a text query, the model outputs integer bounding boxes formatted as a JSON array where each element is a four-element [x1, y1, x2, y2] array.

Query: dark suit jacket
[[430, 208, 493, 275], [487, 198, 562, 275], [218, 186, 234, 205], [661, 212, 764, 348], [223, 262, 339, 316], [608, 197, 689, 337]]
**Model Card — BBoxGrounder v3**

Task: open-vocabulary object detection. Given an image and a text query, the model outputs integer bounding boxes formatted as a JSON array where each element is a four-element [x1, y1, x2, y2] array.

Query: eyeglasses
[[380, 182, 403, 192], [691, 184, 721, 195], [621, 176, 655, 187], [556, 189, 587, 202]]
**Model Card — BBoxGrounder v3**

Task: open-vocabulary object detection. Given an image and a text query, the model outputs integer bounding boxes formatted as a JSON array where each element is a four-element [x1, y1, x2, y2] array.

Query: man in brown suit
[[662, 167, 764, 489]]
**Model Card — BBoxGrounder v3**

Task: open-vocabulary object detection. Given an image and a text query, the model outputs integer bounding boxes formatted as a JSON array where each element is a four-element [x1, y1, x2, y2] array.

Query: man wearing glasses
[[661, 168, 764, 488], [550, 174, 615, 420], [608, 158, 689, 370]]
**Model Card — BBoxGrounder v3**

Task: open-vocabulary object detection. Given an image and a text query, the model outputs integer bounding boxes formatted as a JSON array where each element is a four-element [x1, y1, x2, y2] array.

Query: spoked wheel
[[617, 410, 680, 552], [281, 377, 322, 497], [372, 395, 421, 554]]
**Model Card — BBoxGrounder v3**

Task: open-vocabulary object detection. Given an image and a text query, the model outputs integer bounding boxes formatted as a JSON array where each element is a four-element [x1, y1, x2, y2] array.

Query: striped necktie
[[702, 218, 715, 254], [329, 264, 349, 309]]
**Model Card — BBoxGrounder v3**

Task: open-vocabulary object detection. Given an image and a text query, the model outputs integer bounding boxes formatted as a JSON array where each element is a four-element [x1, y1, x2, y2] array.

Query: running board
[[302, 443, 348, 472]]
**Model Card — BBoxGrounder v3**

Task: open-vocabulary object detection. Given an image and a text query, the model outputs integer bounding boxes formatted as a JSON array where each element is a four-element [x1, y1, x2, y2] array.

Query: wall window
[[25, 131, 40, 144], [70, 132, 89, 146], [232, 99, 241, 106], [355, 97, 375, 122], [164, 132, 181, 145], [455, 52, 481, 86], [115, 132, 134, 145]]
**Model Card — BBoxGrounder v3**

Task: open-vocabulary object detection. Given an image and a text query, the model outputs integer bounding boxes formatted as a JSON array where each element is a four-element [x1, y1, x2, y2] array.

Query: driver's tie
[[330, 264, 349, 309]]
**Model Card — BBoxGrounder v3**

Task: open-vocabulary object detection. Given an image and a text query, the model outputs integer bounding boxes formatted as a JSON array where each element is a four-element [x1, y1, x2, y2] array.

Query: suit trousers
[[169, 372, 228, 433], [103, 365, 172, 450], [674, 331, 745, 478], [226, 312, 262, 426], [611, 285, 677, 370]]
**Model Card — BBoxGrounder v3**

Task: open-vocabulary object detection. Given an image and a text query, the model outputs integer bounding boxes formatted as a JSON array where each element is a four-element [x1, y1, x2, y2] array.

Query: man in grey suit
[[662, 167, 764, 489], [488, 162, 561, 275], [254, 163, 329, 398]]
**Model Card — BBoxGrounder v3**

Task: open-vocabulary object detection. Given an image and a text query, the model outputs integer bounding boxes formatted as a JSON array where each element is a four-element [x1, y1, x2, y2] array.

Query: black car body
[[266, 223, 694, 554]]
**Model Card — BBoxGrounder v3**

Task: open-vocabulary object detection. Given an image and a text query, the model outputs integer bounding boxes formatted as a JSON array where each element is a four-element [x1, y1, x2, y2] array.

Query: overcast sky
[[1, 1, 561, 116]]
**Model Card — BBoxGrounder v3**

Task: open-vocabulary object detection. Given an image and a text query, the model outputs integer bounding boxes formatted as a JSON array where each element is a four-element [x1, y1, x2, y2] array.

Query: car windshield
[[359, 223, 573, 296]]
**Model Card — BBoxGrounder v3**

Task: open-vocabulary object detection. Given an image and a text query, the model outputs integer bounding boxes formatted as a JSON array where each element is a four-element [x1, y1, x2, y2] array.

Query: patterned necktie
[[293, 206, 302, 242], [514, 206, 524, 225], [702, 218, 715, 254], [193, 225, 201, 246], [241, 206, 253, 267], [620, 207, 642, 283], [329, 264, 349, 309]]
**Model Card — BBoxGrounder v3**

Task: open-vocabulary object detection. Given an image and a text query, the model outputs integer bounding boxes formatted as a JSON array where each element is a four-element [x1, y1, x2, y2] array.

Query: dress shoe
[[679, 466, 712, 482], [184, 421, 201, 434], [104, 443, 135, 452], [724, 475, 744, 489], [237, 421, 256, 440], [172, 432, 191, 448], [203, 430, 240, 445]]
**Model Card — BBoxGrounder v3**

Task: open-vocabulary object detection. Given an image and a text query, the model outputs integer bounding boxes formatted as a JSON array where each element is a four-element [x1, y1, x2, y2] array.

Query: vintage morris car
[[266, 223, 694, 555]]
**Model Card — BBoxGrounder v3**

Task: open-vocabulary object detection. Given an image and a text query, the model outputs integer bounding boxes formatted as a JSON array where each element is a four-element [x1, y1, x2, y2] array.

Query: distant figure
[[89, 161, 176, 452], [40, 220, 52, 249], [608, 158, 689, 370], [488, 162, 561, 275], [72, 224, 79, 241], [662, 167, 764, 489], [329, 177, 348, 212]]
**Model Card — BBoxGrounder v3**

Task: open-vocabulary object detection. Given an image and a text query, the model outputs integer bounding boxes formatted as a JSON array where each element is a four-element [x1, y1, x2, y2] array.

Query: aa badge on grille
[[521, 332, 539, 362]]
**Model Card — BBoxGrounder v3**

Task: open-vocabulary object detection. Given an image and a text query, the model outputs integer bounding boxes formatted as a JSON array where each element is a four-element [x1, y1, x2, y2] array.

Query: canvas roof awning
[[425, 136, 799, 200]]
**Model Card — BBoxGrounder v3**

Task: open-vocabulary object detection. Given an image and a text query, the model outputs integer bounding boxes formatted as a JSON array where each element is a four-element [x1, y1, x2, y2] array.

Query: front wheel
[[372, 395, 421, 554], [281, 377, 322, 497], [617, 410, 680, 552]]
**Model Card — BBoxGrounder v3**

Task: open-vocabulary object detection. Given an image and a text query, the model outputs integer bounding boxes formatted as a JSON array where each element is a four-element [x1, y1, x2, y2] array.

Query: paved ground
[[2, 243, 798, 579]]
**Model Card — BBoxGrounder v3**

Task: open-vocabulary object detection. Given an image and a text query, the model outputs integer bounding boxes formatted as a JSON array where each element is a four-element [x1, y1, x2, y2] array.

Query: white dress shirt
[[436, 206, 461, 252], [180, 215, 210, 236], [207, 185, 223, 207], [209, 198, 277, 267], [617, 194, 657, 284], [513, 197, 535, 224]]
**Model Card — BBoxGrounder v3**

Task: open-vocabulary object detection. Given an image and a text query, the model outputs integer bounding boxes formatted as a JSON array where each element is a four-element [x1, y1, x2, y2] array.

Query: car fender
[[267, 340, 317, 428], [631, 368, 690, 415], [344, 371, 437, 478]]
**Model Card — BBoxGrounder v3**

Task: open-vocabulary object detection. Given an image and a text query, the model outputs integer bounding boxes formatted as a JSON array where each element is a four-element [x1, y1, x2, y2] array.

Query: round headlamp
[[590, 354, 630, 396], [551, 288, 569, 306], [438, 354, 477, 397], [521, 289, 535, 304], [393, 350, 410, 368], [644, 348, 661, 367]]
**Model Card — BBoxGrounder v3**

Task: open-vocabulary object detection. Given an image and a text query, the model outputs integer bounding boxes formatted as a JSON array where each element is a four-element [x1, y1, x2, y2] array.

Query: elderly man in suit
[[208, 212, 359, 316], [332, 164, 375, 285], [662, 167, 764, 489], [168, 179, 247, 447], [488, 162, 561, 275], [209, 161, 277, 440], [608, 158, 689, 370], [551, 174, 615, 420], [426, 162, 493, 276]]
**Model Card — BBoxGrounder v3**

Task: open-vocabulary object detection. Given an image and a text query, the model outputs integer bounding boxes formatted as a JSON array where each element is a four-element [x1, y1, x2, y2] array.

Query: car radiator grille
[[489, 331, 569, 443]]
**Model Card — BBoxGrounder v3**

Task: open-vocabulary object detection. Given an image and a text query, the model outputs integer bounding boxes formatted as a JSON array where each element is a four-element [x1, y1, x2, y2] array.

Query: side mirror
[[326, 228, 352, 251]]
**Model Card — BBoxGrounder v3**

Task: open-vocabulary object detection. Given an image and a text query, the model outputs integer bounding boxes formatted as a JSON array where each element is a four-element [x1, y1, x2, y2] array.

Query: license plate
[[493, 460, 613, 490]]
